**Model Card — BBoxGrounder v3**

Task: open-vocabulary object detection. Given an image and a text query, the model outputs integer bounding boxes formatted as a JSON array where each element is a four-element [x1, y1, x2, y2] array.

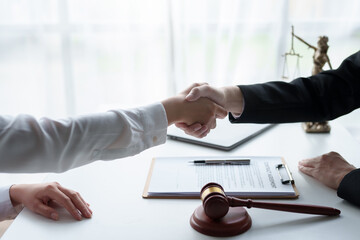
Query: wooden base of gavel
[[190, 183, 341, 237]]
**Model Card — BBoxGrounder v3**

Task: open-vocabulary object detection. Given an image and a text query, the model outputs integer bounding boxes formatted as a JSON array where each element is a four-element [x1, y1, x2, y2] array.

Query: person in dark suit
[[176, 51, 360, 207]]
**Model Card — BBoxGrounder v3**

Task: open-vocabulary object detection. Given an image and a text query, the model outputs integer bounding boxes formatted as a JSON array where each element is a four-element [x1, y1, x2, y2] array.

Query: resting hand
[[298, 151, 356, 190], [10, 182, 92, 221], [176, 84, 244, 138]]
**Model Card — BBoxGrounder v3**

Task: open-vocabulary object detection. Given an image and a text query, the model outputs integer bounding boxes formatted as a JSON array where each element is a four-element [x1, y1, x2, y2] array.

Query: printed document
[[143, 156, 298, 198]]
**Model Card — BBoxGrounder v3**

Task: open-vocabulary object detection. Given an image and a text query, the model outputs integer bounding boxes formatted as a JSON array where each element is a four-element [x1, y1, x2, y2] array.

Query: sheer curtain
[[170, 0, 286, 90], [0, 0, 359, 118], [170, 0, 360, 89], [0, 0, 172, 118]]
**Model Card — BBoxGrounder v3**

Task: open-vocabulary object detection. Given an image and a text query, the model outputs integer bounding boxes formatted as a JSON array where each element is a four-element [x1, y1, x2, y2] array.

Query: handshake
[[161, 82, 359, 200], [161, 83, 244, 138]]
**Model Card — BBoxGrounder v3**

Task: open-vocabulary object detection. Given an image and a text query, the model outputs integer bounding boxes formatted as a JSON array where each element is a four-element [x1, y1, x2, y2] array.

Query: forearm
[[0, 103, 167, 173], [233, 79, 320, 123], [162, 96, 185, 126]]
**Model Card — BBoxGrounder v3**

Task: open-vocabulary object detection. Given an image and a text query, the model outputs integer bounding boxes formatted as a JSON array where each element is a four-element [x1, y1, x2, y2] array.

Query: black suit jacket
[[232, 51, 360, 123], [230, 51, 360, 206]]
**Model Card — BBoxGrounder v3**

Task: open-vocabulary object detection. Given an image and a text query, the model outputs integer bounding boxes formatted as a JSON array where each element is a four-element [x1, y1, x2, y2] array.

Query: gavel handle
[[227, 197, 340, 216]]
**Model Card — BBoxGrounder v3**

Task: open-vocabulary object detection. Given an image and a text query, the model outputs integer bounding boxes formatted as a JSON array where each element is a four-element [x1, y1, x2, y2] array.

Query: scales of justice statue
[[282, 26, 332, 133]]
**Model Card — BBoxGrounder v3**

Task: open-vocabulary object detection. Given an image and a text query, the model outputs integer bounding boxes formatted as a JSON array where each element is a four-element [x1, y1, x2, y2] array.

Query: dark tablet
[[167, 119, 274, 151]]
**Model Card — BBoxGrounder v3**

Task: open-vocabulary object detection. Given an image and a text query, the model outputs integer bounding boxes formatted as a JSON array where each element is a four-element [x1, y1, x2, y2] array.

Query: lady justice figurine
[[282, 26, 332, 133]]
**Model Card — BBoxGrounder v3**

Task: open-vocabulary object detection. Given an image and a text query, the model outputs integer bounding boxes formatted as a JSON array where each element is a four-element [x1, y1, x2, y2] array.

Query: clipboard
[[143, 156, 299, 199]]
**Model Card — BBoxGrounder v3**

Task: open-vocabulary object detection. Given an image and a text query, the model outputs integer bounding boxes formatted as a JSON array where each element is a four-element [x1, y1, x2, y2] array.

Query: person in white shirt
[[0, 83, 227, 221]]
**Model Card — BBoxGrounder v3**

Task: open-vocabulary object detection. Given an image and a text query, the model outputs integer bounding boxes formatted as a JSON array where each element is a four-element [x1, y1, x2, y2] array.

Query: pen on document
[[188, 159, 251, 165]]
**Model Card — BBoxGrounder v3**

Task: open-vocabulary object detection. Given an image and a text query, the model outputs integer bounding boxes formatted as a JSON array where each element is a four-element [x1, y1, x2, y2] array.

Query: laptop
[[167, 119, 274, 151]]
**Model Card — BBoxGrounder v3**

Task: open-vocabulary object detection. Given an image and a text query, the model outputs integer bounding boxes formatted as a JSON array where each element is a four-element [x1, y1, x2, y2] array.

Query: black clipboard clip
[[276, 164, 294, 184]]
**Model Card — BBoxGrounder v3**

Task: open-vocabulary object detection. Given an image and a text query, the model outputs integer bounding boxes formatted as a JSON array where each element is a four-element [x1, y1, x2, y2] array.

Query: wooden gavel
[[201, 182, 341, 220]]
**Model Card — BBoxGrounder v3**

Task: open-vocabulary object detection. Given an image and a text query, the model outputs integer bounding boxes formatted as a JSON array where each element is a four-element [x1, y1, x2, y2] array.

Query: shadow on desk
[[0, 220, 13, 238], [19, 202, 91, 225], [252, 214, 340, 233]]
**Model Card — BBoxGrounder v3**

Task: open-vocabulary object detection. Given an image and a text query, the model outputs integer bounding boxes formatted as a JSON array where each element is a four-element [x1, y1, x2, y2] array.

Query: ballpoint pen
[[188, 159, 250, 165]]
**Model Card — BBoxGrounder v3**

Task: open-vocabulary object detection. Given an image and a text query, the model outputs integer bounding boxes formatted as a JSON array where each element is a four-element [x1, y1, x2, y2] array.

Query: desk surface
[[3, 123, 360, 240]]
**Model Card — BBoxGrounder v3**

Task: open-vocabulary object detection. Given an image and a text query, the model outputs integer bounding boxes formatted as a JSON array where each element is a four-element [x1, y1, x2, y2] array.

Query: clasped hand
[[174, 83, 243, 138]]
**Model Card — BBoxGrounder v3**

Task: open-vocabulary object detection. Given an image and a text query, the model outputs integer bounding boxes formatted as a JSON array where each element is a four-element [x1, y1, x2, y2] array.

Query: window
[[0, 0, 359, 119]]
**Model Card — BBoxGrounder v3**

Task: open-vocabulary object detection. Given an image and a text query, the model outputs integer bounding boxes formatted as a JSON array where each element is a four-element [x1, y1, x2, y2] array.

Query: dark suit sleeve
[[230, 51, 360, 123], [337, 169, 360, 206]]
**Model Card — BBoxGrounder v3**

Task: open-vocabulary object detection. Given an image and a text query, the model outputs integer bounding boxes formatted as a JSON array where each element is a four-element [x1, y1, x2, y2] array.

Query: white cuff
[[0, 185, 22, 221]]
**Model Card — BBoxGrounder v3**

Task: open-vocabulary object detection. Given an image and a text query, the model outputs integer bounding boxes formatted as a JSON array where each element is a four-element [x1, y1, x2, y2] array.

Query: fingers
[[174, 83, 227, 138], [215, 105, 228, 119], [174, 98, 225, 138], [51, 187, 91, 221], [58, 185, 93, 219], [186, 85, 213, 102], [175, 122, 202, 132], [185, 87, 202, 101], [181, 82, 208, 95], [185, 85, 227, 115], [196, 126, 211, 138], [49, 189, 82, 220], [298, 164, 316, 178], [179, 124, 209, 137], [32, 182, 92, 221], [31, 191, 91, 221], [298, 155, 322, 178], [15, 182, 93, 221], [175, 123, 210, 138], [298, 156, 320, 168], [32, 200, 59, 221]]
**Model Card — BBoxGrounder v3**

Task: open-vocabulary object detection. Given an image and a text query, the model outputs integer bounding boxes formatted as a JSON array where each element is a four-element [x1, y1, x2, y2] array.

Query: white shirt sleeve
[[0, 103, 168, 173], [0, 185, 20, 221], [230, 112, 242, 119], [229, 97, 245, 119]]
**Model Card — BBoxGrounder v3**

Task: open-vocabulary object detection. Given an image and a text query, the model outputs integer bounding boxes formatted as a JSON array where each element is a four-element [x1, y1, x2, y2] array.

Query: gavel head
[[200, 182, 229, 220]]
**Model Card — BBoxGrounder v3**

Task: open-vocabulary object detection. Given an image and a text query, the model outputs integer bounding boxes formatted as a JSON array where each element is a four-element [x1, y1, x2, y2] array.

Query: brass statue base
[[302, 122, 331, 133], [282, 26, 332, 135]]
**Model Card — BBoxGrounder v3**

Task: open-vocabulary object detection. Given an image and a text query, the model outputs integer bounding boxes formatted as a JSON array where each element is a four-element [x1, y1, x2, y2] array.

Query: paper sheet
[[146, 156, 297, 198]]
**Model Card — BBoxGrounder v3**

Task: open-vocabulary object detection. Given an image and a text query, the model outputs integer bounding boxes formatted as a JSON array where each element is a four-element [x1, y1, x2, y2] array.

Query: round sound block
[[190, 205, 252, 237]]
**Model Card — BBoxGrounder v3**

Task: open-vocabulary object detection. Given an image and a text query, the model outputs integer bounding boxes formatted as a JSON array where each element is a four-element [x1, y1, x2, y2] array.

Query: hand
[[298, 151, 356, 190], [10, 182, 92, 221], [176, 84, 244, 138], [162, 83, 228, 136], [186, 84, 244, 114]]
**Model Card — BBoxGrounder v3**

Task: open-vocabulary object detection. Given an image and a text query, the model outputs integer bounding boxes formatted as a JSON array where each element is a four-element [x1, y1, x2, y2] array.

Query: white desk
[[3, 123, 360, 239]]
